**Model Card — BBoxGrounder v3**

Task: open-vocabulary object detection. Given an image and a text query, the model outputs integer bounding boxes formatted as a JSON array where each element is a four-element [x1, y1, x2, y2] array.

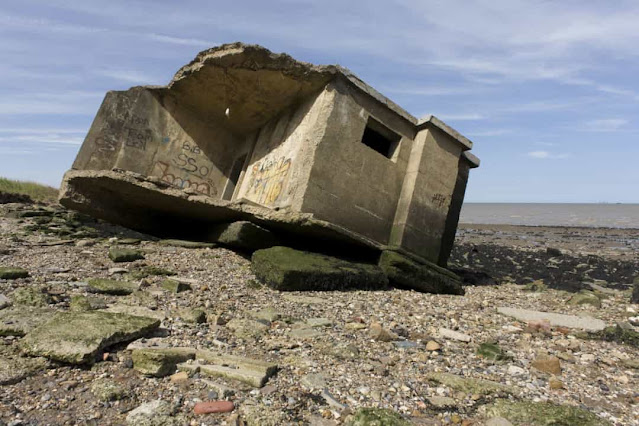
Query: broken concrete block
[[161, 279, 191, 293], [208, 221, 279, 252], [108, 247, 144, 263], [178, 351, 278, 388], [0, 267, 29, 279], [0, 350, 48, 385], [252, 246, 388, 291], [21, 311, 160, 364], [0, 307, 56, 336], [88, 278, 139, 295], [179, 308, 206, 324], [132, 347, 196, 377], [378, 250, 464, 295]]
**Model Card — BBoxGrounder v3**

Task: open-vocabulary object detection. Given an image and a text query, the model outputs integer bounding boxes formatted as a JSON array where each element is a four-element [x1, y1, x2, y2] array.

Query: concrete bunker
[[59, 42, 480, 293]]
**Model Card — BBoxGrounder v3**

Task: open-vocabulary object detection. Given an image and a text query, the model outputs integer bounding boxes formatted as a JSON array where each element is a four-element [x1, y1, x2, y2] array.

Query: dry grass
[[0, 177, 59, 203]]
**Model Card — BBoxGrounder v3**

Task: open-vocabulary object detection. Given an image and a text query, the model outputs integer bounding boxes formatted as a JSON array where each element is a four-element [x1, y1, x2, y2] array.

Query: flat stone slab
[[88, 278, 139, 295], [159, 239, 215, 249], [21, 311, 160, 364], [0, 348, 48, 385], [252, 246, 388, 291], [132, 347, 196, 377], [0, 267, 29, 280], [0, 307, 56, 336], [497, 307, 606, 332], [179, 350, 277, 387]]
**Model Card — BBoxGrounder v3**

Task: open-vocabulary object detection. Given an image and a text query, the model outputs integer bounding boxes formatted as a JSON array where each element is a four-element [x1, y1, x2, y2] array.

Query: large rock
[[378, 250, 463, 295], [208, 221, 279, 252], [497, 307, 606, 331], [0, 307, 56, 336], [484, 400, 610, 426], [251, 246, 388, 291], [21, 311, 160, 364]]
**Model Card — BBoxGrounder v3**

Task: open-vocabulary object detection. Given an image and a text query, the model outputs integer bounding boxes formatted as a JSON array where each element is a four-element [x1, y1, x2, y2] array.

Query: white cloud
[[145, 33, 217, 47], [582, 118, 628, 132], [433, 113, 486, 121], [527, 151, 570, 160]]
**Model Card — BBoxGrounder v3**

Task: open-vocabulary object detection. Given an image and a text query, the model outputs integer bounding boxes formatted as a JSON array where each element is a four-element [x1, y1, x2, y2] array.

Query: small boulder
[[252, 246, 388, 291], [132, 347, 196, 377], [477, 342, 510, 361], [87, 278, 139, 295], [160, 279, 191, 293], [126, 400, 179, 426], [208, 221, 279, 252], [531, 354, 562, 375], [369, 322, 398, 342], [108, 247, 144, 263], [91, 378, 129, 402]]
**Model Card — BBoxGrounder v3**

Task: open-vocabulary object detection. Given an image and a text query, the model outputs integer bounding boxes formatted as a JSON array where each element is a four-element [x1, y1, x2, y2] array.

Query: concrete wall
[[72, 87, 250, 199], [235, 89, 331, 210], [390, 125, 464, 264], [299, 80, 414, 244]]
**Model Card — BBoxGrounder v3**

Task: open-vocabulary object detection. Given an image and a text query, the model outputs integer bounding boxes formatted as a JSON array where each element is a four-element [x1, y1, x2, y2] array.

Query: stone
[[159, 239, 215, 249], [250, 307, 282, 322], [208, 221, 279, 252], [69, 295, 96, 311], [632, 279, 639, 304], [426, 341, 441, 351], [301, 373, 327, 390], [485, 418, 513, 426], [0, 267, 28, 279], [477, 342, 510, 361], [10, 287, 51, 307], [0, 307, 55, 336], [252, 246, 388, 291], [91, 378, 129, 402], [306, 317, 332, 328], [546, 247, 562, 257], [194, 400, 234, 414], [369, 322, 399, 342], [426, 372, 516, 396], [132, 347, 196, 377], [169, 371, 189, 383], [524, 279, 547, 292], [160, 279, 191, 293], [21, 311, 160, 364], [187, 351, 278, 387], [0, 294, 10, 310], [439, 327, 471, 342], [549, 376, 564, 389], [289, 327, 321, 339], [126, 400, 178, 426], [87, 278, 139, 295], [227, 318, 269, 339], [104, 304, 166, 321], [569, 290, 602, 308], [108, 247, 144, 263], [378, 250, 463, 295], [497, 307, 606, 331], [531, 354, 562, 375], [485, 400, 610, 426], [428, 396, 456, 408], [346, 408, 412, 426], [179, 308, 206, 324], [581, 323, 639, 348], [321, 389, 347, 410], [0, 350, 48, 385], [201, 379, 237, 398]]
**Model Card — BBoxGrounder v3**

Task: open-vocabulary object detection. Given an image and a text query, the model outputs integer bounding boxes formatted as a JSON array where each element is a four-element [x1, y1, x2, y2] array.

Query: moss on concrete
[[208, 221, 279, 252], [485, 400, 610, 425], [378, 250, 463, 295], [0, 267, 29, 279], [88, 278, 139, 295], [132, 348, 196, 377], [346, 408, 412, 426], [108, 247, 144, 263], [21, 311, 160, 364], [252, 246, 388, 291]]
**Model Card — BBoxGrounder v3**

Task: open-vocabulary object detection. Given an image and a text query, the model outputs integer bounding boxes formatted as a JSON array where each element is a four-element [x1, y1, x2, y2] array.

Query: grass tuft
[[0, 177, 59, 203]]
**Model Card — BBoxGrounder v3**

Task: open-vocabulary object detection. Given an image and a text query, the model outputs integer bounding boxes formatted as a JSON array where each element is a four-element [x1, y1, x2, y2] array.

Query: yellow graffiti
[[248, 156, 292, 205]]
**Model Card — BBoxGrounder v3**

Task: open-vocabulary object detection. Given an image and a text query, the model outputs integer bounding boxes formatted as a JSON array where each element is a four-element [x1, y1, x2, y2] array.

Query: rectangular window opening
[[360, 117, 401, 159]]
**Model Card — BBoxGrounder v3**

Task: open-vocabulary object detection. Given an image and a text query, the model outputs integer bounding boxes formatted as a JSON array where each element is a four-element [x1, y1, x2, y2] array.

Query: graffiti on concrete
[[247, 155, 292, 205], [431, 193, 448, 208], [152, 139, 215, 196]]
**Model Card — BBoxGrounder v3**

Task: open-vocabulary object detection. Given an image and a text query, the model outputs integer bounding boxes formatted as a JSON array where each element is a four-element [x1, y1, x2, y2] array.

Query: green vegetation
[[0, 177, 58, 203]]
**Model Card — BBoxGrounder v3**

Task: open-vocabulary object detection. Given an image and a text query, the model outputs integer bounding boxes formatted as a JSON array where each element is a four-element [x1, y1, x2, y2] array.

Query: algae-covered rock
[[252, 246, 388, 291], [132, 347, 196, 377], [0, 307, 55, 336], [0, 267, 29, 279], [346, 407, 412, 426], [21, 311, 160, 364], [159, 239, 215, 249], [160, 279, 190, 293], [378, 250, 463, 295], [0, 347, 48, 385], [485, 400, 610, 425], [208, 221, 279, 252], [88, 278, 139, 295], [426, 372, 516, 396], [179, 308, 206, 324], [109, 247, 144, 263], [524, 279, 547, 292], [581, 323, 639, 348], [91, 378, 130, 401], [129, 266, 176, 279], [69, 295, 95, 311], [477, 342, 511, 361], [11, 287, 51, 307], [569, 290, 602, 308]]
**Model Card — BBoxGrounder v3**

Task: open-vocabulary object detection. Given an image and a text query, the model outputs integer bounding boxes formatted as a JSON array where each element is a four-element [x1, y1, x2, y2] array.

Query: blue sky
[[1, 0, 637, 202]]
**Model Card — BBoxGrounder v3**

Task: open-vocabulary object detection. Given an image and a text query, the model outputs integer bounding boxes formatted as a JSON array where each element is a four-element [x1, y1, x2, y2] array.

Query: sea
[[459, 203, 639, 229]]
